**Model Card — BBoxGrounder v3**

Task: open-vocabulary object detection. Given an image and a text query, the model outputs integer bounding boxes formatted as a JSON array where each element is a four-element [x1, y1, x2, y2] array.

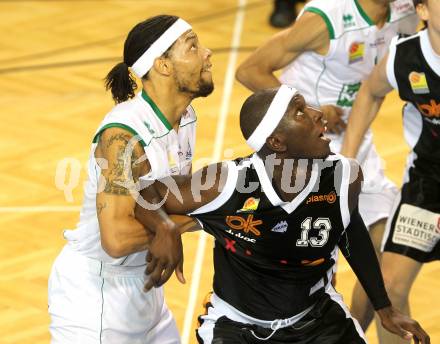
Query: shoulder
[[299, 0, 339, 40], [301, 0, 351, 40]]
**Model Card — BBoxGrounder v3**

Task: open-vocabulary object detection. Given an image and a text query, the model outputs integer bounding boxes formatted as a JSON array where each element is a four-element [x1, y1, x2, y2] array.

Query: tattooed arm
[[94, 128, 182, 266]]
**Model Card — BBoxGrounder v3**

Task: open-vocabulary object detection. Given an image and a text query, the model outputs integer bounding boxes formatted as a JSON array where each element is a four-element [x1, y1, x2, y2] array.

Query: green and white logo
[[336, 82, 361, 107], [343, 14, 355, 28]]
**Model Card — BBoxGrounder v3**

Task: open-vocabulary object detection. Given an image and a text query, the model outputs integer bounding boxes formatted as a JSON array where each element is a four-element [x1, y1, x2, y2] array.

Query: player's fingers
[[145, 257, 158, 275], [338, 119, 347, 129], [146, 251, 153, 263], [175, 258, 186, 284], [408, 322, 430, 344], [334, 106, 344, 117], [397, 327, 413, 340], [157, 266, 174, 287], [144, 261, 166, 291], [331, 123, 342, 134]]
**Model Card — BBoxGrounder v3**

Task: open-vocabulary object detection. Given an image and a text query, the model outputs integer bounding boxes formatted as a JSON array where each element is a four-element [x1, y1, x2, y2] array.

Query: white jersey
[[280, 0, 418, 148], [63, 90, 196, 266]]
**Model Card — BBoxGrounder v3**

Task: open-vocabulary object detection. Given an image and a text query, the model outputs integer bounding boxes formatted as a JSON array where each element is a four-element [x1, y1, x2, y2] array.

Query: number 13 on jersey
[[296, 217, 332, 247]]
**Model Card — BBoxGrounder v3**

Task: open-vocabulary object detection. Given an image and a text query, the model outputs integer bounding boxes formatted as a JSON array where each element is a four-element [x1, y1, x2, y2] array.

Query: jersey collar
[[141, 89, 173, 131], [250, 153, 319, 214], [354, 0, 391, 26]]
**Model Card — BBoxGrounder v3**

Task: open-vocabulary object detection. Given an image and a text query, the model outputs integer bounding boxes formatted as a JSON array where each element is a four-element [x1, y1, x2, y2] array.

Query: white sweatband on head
[[246, 85, 298, 152], [131, 18, 192, 78]]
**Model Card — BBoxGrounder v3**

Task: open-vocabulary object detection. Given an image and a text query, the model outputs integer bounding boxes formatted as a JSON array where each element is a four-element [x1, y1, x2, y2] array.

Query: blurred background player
[[342, 1, 440, 342], [47, 15, 213, 343], [269, 0, 304, 28], [236, 0, 418, 332]]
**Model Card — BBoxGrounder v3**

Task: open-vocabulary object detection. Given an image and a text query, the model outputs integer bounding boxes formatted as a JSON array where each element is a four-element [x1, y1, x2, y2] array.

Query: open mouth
[[319, 126, 331, 142]]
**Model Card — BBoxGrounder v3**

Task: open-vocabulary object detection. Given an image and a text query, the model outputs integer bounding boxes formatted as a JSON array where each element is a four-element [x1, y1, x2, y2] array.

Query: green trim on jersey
[[92, 123, 147, 147], [353, 0, 391, 25], [305, 7, 335, 40], [141, 89, 173, 131], [354, 0, 374, 25]]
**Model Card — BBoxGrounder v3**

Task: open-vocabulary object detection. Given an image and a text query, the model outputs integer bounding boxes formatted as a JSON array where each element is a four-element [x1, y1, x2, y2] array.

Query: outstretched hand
[[377, 306, 430, 344], [143, 220, 185, 291]]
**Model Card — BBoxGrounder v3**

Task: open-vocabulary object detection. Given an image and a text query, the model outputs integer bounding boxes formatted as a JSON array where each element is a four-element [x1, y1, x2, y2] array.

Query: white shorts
[[331, 134, 398, 227], [48, 245, 180, 344]]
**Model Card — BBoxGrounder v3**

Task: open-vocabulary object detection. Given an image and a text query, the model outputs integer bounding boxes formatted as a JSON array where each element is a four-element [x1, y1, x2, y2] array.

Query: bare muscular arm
[[341, 53, 394, 158], [235, 11, 329, 92]]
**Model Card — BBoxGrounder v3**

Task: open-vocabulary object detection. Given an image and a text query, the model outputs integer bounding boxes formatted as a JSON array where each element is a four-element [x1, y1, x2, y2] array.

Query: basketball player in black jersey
[[342, 1, 439, 343], [136, 86, 429, 343]]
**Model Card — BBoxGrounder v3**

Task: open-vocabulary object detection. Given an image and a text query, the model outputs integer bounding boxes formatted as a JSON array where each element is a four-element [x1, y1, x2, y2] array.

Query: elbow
[[235, 63, 251, 86]]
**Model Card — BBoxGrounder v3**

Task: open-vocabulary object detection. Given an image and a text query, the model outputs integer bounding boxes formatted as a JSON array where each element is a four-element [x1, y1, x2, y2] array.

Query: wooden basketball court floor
[[0, 0, 438, 343]]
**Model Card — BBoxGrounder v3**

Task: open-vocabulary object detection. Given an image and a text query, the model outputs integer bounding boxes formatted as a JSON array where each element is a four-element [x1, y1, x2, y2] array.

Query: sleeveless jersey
[[386, 29, 440, 181], [63, 90, 196, 266], [280, 0, 417, 144], [191, 154, 352, 320]]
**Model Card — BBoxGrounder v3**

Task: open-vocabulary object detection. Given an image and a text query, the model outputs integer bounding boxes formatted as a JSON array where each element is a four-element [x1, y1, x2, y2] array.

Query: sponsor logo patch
[[336, 82, 361, 107], [237, 197, 260, 213], [343, 14, 355, 28], [306, 191, 337, 205], [271, 221, 288, 233], [392, 203, 440, 252], [348, 42, 365, 64], [226, 214, 262, 236], [409, 71, 430, 94], [416, 99, 440, 118]]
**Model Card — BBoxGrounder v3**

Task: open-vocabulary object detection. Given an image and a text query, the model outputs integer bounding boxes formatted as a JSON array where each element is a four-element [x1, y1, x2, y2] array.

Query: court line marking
[[181, 0, 247, 342], [0, 206, 81, 212]]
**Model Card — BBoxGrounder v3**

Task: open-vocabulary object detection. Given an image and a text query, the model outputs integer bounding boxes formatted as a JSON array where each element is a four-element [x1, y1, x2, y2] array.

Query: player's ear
[[415, 1, 428, 21], [152, 56, 172, 76], [266, 133, 287, 153]]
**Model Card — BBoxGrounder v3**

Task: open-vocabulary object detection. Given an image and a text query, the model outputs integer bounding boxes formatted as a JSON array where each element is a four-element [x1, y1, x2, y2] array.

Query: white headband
[[131, 18, 192, 78], [246, 85, 298, 152]]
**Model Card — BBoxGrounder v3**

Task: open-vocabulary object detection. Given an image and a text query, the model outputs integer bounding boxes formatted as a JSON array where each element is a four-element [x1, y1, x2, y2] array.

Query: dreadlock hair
[[104, 15, 179, 103]]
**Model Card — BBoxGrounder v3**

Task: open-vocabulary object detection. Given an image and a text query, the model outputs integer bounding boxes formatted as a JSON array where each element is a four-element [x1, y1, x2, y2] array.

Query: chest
[[144, 126, 195, 178], [330, 25, 397, 77]]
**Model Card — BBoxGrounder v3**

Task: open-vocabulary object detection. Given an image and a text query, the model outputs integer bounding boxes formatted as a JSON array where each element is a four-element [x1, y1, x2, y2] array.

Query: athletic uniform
[[193, 154, 369, 343], [280, 0, 418, 226], [48, 90, 196, 343], [382, 29, 440, 262]]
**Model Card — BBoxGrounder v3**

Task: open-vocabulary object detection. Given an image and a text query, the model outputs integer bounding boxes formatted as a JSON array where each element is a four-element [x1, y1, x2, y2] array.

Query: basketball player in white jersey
[[47, 15, 213, 343], [342, 1, 440, 342], [235, 0, 418, 331]]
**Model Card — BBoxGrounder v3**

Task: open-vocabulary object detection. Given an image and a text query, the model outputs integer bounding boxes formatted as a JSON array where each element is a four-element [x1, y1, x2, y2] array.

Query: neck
[[428, 27, 440, 56], [143, 79, 192, 130], [261, 152, 313, 202], [357, 0, 389, 27]]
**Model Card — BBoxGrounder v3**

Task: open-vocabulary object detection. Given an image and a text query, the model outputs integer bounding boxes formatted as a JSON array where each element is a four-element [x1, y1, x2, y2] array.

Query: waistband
[[58, 244, 146, 278], [211, 293, 314, 329]]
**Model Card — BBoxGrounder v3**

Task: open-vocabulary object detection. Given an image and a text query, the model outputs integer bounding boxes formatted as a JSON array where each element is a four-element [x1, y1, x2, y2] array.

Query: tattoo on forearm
[[100, 133, 145, 196]]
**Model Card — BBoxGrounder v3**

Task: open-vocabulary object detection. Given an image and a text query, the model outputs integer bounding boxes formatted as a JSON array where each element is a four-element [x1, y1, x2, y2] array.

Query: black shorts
[[196, 290, 366, 344], [383, 168, 440, 263]]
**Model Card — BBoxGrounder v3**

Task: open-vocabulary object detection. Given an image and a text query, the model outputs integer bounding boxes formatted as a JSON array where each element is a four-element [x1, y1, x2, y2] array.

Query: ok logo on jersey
[[417, 100, 440, 118], [226, 214, 262, 236]]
